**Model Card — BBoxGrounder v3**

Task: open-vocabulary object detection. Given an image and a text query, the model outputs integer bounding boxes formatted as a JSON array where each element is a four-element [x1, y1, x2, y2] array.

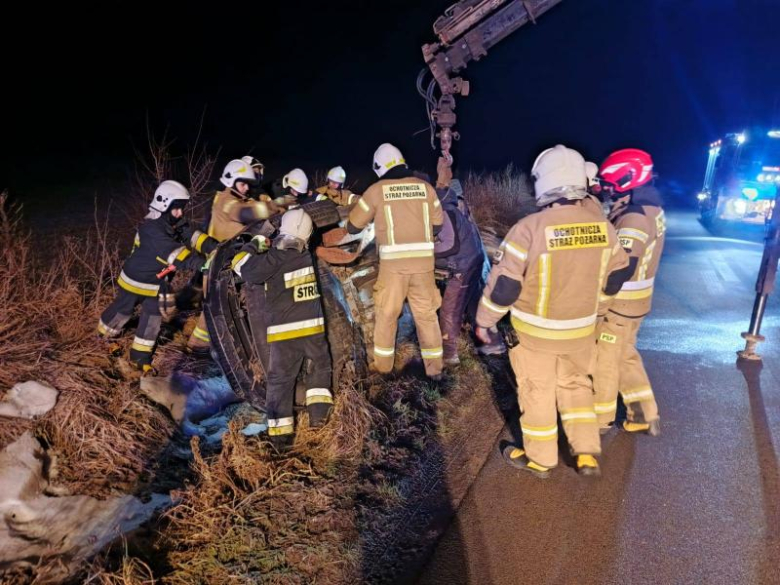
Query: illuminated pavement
[[419, 210, 780, 585]]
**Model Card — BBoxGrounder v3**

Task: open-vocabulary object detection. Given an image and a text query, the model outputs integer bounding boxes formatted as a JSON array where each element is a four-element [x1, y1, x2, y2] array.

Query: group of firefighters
[[97, 140, 665, 472]]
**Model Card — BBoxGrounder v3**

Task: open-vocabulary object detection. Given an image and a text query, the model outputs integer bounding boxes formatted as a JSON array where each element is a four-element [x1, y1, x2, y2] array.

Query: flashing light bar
[[768, 130, 780, 138]]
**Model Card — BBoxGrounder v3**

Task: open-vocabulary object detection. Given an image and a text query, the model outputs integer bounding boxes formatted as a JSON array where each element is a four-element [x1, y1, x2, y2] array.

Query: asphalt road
[[418, 210, 780, 585]]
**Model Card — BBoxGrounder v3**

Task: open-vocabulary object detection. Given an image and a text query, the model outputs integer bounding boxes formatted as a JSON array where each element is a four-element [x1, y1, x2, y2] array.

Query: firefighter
[[98, 180, 218, 374], [475, 145, 632, 478], [315, 166, 359, 207], [435, 179, 495, 366], [231, 208, 333, 449], [187, 159, 272, 352], [347, 143, 445, 380], [593, 149, 664, 436]]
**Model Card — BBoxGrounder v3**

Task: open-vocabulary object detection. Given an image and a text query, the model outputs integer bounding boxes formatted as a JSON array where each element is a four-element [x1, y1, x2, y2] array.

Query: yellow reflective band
[[480, 295, 510, 314], [358, 197, 370, 212], [266, 318, 326, 342], [617, 227, 649, 243], [560, 410, 597, 422], [521, 423, 559, 440], [193, 327, 210, 342], [374, 345, 395, 357], [512, 317, 595, 341], [306, 389, 334, 406], [421, 347, 443, 359], [503, 241, 528, 261], [267, 325, 325, 342], [97, 321, 108, 335], [596, 249, 612, 311], [286, 274, 317, 288], [384, 205, 396, 245], [268, 425, 294, 436], [594, 401, 617, 414], [131, 337, 155, 353], [231, 251, 251, 276], [194, 232, 209, 253], [656, 211, 667, 236], [433, 198, 441, 207], [175, 248, 191, 262], [423, 201, 431, 243], [599, 332, 617, 344], [621, 386, 655, 403], [615, 288, 654, 300], [380, 249, 434, 260], [268, 416, 294, 436], [536, 253, 551, 318], [118, 272, 159, 297], [133, 233, 140, 248]]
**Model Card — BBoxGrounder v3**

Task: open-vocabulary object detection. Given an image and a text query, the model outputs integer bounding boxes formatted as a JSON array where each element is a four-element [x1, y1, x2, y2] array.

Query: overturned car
[[204, 198, 501, 410], [203, 201, 380, 409]]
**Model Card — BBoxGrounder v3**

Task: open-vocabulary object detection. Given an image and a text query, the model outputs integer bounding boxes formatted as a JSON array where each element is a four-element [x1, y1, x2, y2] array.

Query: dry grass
[[0, 190, 175, 497], [3, 165, 534, 584], [462, 164, 536, 235]]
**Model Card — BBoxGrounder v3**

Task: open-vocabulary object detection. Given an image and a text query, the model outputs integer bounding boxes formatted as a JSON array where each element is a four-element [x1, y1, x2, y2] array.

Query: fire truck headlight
[[766, 174, 775, 182], [733, 199, 748, 215], [737, 133, 747, 144], [697, 192, 708, 201], [758, 174, 766, 182]]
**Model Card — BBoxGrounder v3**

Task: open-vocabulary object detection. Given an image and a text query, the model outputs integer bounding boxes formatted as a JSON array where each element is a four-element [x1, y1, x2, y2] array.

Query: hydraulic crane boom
[[419, 0, 565, 165]]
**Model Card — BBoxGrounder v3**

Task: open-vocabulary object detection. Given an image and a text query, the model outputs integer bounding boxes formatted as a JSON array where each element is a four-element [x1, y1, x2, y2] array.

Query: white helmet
[[150, 180, 190, 213], [327, 166, 346, 185], [220, 159, 258, 188], [585, 161, 599, 188], [373, 143, 406, 178], [241, 156, 265, 176], [282, 168, 309, 195], [531, 145, 588, 207], [279, 208, 314, 242]]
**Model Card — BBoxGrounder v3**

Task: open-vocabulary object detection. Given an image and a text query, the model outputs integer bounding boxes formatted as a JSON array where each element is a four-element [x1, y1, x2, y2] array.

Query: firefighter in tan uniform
[[187, 159, 273, 351], [476, 145, 633, 478], [347, 143, 445, 379], [594, 149, 664, 436], [315, 166, 359, 207]]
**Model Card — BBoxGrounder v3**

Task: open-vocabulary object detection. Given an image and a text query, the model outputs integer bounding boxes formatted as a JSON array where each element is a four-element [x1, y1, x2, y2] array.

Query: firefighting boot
[[576, 454, 601, 477], [307, 403, 332, 429], [599, 423, 617, 436], [140, 364, 158, 377], [269, 434, 294, 453], [501, 445, 551, 479], [622, 419, 661, 437], [443, 356, 461, 368]]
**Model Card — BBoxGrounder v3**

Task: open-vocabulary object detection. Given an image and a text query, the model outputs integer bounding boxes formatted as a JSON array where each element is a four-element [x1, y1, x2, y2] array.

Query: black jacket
[[239, 246, 325, 342]]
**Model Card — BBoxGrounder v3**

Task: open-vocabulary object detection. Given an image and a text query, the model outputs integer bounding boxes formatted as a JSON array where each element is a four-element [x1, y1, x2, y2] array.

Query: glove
[[251, 234, 271, 253]]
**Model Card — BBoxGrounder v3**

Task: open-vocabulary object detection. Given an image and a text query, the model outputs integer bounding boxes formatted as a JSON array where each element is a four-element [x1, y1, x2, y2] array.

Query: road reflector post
[[739, 187, 780, 360]]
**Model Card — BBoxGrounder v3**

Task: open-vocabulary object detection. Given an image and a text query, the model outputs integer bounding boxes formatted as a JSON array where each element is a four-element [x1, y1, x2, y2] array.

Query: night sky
[[2, 0, 779, 202]]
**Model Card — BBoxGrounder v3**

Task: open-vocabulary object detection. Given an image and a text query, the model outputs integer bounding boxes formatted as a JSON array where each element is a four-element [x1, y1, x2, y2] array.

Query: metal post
[[739, 187, 780, 360]]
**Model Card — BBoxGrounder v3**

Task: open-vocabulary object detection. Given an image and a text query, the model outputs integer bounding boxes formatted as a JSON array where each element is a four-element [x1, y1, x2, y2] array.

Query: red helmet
[[599, 148, 654, 194]]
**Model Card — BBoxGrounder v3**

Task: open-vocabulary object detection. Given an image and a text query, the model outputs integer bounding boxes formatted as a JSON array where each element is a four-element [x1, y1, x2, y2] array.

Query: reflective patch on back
[[294, 282, 320, 302], [381, 183, 427, 201], [545, 222, 609, 250]]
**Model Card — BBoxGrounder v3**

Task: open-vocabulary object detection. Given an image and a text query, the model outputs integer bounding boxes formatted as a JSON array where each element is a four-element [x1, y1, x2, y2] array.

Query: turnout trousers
[[509, 345, 601, 469], [266, 334, 333, 440], [372, 267, 443, 377], [98, 288, 162, 368], [439, 260, 483, 361], [593, 313, 660, 428]]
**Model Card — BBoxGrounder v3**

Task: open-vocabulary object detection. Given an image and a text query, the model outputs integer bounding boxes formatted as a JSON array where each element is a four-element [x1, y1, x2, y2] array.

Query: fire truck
[[698, 128, 780, 226]]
